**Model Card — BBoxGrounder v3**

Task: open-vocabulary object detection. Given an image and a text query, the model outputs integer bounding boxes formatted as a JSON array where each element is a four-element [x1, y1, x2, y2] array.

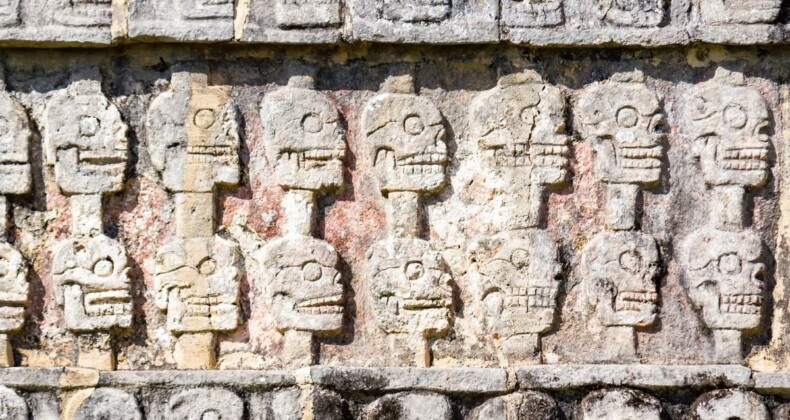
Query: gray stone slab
[[0, 0, 110, 45], [310, 367, 509, 394], [691, 24, 782, 44], [753, 372, 790, 394], [516, 365, 753, 390], [127, 0, 234, 42], [350, 0, 498, 43], [505, 27, 689, 46], [0, 368, 63, 390], [240, 0, 345, 43], [99, 370, 295, 389]]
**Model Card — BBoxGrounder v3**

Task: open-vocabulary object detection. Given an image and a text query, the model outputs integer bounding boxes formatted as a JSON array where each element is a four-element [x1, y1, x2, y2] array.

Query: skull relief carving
[[73, 388, 142, 420], [0, 91, 31, 195], [581, 388, 662, 420], [502, 0, 564, 28], [154, 236, 241, 334], [262, 236, 344, 335], [469, 72, 569, 189], [680, 228, 764, 331], [275, 0, 342, 28], [0, 243, 27, 333], [578, 74, 666, 186], [379, 0, 451, 23], [581, 231, 660, 327], [693, 389, 770, 420], [147, 73, 240, 193], [479, 230, 562, 338], [260, 79, 346, 192], [368, 238, 453, 337], [167, 388, 244, 420], [685, 75, 772, 189], [363, 90, 448, 194], [701, 0, 781, 24], [598, 0, 665, 27], [52, 235, 132, 332], [45, 79, 129, 195]]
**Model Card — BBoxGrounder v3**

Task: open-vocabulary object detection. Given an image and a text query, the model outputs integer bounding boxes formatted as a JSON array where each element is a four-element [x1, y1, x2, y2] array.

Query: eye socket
[[302, 261, 322, 282], [79, 116, 100, 137], [198, 258, 217, 275], [717, 253, 742, 275], [93, 258, 114, 277], [723, 104, 748, 129], [403, 115, 425, 135], [193, 108, 217, 129], [618, 250, 642, 275], [510, 249, 530, 269], [405, 261, 424, 281], [648, 113, 667, 134], [616, 106, 639, 128], [302, 112, 323, 134]]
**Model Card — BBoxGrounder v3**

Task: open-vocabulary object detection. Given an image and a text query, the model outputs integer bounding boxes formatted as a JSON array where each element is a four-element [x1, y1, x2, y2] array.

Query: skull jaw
[[0, 163, 31, 195], [593, 139, 664, 186], [272, 297, 344, 335], [0, 306, 24, 333], [167, 289, 239, 334], [55, 148, 126, 194], [274, 165, 344, 191], [600, 303, 658, 328], [63, 285, 132, 332], [499, 309, 556, 335], [702, 304, 762, 331]]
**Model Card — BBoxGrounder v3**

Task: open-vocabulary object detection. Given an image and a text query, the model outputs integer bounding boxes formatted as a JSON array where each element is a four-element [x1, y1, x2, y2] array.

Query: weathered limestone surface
[[0, 7, 790, 413]]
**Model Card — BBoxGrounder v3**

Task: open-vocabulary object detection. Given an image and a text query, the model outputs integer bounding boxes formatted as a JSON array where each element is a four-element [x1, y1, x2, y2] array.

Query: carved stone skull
[[680, 228, 764, 331], [581, 389, 661, 420], [470, 391, 559, 420], [52, 234, 132, 332], [364, 392, 452, 420], [261, 235, 344, 335], [45, 79, 129, 195], [478, 230, 562, 338], [693, 389, 770, 420], [685, 72, 772, 188], [368, 238, 454, 338], [177, 0, 233, 20], [469, 72, 569, 189], [578, 73, 665, 187], [502, 0, 564, 28], [275, 0, 342, 28], [598, 0, 665, 27], [379, 0, 451, 23], [0, 242, 27, 333], [0, 386, 27, 420], [154, 235, 241, 334], [581, 231, 660, 327], [0, 91, 31, 196], [363, 89, 448, 194], [701, 0, 780, 24], [147, 72, 240, 193], [54, 0, 111, 27], [73, 388, 142, 420], [260, 77, 346, 192], [167, 388, 243, 420]]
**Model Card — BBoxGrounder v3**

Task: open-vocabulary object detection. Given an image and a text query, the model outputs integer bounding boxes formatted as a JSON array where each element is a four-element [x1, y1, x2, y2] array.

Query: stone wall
[[0, 0, 790, 417]]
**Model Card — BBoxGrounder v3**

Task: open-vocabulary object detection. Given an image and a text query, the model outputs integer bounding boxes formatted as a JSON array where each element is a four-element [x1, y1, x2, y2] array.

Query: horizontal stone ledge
[[752, 372, 790, 394], [308, 366, 510, 394], [516, 365, 754, 390], [98, 370, 296, 389]]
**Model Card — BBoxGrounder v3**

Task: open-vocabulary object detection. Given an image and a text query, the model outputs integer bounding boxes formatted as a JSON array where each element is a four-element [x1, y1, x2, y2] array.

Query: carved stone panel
[[0, 243, 28, 334], [502, 0, 564, 28], [580, 388, 662, 419], [0, 386, 27, 419], [693, 389, 770, 420], [597, 0, 666, 27], [128, 0, 234, 41], [0, 90, 31, 196], [242, 0, 344, 42], [351, 0, 498, 43], [700, 0, 781, 24], [469, 391, 559, 420], [0, 0, 110, 44], [363, 392, 452, 420]]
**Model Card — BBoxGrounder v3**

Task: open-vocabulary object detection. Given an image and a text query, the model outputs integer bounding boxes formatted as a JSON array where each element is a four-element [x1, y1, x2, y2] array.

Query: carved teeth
[[614, 291, 658, 312], [297, 294, 344, 308], [402, 293, 452, 310], [720, 294, 762, 314], [720, 147, 769, 171], [296, 306, 344, 315], [617, 146, 663, 169], [85, 290, 132, 316]]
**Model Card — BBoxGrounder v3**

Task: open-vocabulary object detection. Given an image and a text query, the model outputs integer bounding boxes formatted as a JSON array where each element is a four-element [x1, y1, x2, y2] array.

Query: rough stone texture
[[0, 14, 789, 415]]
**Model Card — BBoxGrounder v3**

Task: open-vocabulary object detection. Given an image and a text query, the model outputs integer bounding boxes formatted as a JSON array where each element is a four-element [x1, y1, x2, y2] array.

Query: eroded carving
[[502, 0, 563, 28], [693, 389, 770, 420], [597, 0, 665, 27], [577, 71, 665, 361], [580, 388, 662, 420], [177, 0, 233, 20], [470, 391, 559, 420], [73, 388, 142, 420], [0, 386, 27, 419], [363, 74, 454, 367], [680, 68, 772, 363], [700, 0, 780, 24], [363, 392, 452, 420], [378, 0, 451, 23], [0, 0, 19, 27], [148, 70, 242, 369], [168, 388, 244, 420], [45, 74, 131, 370], [276, 0, 342, 28], [54, 0, 111, 27]]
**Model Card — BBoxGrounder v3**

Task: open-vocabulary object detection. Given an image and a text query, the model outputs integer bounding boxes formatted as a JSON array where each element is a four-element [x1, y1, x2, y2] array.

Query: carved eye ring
[[403, 115, 425, 135], [616, 106, 639, 128], [194, 108, 217, 129], [198, 258, 217, 275], [302, 261, 322, 282], [618, 250, 642, 275], [717, 253, 742, 275], [93, 258, 114, 277], [302, 112, 323, 134], [404, 261, 424, 281], [723, 104, 748, 129], [510, 249, 530, 269]]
